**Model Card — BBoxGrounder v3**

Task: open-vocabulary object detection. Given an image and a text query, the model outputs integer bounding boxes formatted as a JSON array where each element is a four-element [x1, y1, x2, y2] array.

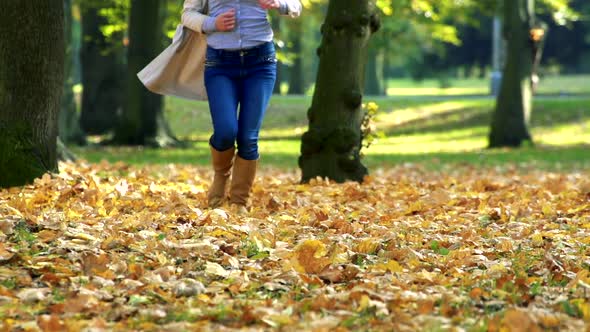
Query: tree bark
[[79, 1, 125, 135], [0, 1, 64, 188], [60, 0, 86, 147], [299, 0, 380, 183], [113, 0, 180, 147], [488, 0, 535, 148]]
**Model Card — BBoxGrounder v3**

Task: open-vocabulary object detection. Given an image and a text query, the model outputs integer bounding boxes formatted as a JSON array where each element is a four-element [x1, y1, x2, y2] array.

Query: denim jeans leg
[[205, 67, 239, 151], [236, 63, 277, 160]]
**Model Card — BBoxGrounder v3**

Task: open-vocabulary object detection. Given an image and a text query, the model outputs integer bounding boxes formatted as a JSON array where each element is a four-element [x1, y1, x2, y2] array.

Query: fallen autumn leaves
[[0, 161, 589, 331]]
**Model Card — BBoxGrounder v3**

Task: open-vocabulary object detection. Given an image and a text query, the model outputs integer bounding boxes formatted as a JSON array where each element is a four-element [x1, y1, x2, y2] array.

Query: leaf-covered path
[[1, 162, 589, 331]]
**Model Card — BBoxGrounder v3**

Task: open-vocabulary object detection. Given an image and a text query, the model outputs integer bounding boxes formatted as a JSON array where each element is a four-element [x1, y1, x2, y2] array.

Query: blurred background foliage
[[70, 0, 587, 95]]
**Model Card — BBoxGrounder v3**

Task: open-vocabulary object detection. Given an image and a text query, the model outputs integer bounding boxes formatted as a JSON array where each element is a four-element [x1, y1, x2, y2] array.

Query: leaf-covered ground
[[1, 161, 589, 331]]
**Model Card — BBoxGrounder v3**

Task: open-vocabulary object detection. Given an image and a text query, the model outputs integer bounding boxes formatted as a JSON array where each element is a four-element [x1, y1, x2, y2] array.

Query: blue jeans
[[204, 42, 277, 160]]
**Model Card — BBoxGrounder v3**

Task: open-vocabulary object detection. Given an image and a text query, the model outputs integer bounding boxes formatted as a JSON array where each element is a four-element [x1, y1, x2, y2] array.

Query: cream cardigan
[[138, 0, 301, 101]]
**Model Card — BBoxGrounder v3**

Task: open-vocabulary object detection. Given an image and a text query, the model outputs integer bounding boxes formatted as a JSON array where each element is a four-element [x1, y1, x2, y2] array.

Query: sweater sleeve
[[277, 0, 302, 18], [181, 0, 210, 33]]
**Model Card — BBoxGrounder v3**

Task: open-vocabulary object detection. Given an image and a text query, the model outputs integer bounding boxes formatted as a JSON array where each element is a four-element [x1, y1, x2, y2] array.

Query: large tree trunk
[[79, 1, 125, 135], [488, 0, 535, 148], [299, 0, 380, 183], [60, 0, 86, 146], [0, 1, 64, 188], [288, 19, 305, 95], [113, 0, 180, 147]]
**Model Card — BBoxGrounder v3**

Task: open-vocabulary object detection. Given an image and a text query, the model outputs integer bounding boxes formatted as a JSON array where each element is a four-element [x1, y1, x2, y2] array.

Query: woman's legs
[[205, 67, 239, 207], [206, 72, 239, 152], [229, 63, 276, 211], [235, 64, 277, 160], [204, 43, 277, 211]]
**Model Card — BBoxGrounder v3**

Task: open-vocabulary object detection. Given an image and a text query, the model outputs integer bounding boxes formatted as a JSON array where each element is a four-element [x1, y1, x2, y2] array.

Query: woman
[[180, 0, 301, 213]]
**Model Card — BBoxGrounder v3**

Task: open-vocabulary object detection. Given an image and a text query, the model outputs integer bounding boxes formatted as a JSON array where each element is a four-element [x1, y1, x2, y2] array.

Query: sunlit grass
[[387, 86, 488, 96], [385, 74, 590, 96], [74, 87, 590, 171], [367, 127, 489, 154]]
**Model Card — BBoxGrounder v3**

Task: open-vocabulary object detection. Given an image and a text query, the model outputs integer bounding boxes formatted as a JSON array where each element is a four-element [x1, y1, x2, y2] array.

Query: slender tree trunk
[[488, 0, 535, 148], [60, 0, 86, 146], [364, 46, 385, 96], [271, 16, 284, 95], [113, 0, 180, 147], [288, 19, 304, 95], [79, 1, 125, 135], [299, 0, 380, 183], [0, 1, 64, 188]]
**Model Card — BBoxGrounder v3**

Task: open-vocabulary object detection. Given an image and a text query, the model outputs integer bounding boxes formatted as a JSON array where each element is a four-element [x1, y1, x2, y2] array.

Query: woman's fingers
[[258, 0, 279, 10], [216, 10, 236, 31]]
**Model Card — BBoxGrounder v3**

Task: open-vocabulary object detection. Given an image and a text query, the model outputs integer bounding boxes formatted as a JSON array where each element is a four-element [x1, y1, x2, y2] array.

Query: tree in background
[[113, 0, 180, 147], [488, 0, 574, 147], [489, 0, 537, 147], [287, 18, 305, 95], [299, 0, 380, 183], [79, 0, 126, 135], [61, 0, 87, 147], [0, 1, 64, 187]]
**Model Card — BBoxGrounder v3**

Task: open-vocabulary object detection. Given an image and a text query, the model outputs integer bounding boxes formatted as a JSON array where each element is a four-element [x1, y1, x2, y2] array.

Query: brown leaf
[[81, 252, 110, 276], [0, 243, 15, 262], [37, 315, 65, 332], [292, 240, 332, 274], [501, 309, 541, 332], [318, 264, 360, 283]]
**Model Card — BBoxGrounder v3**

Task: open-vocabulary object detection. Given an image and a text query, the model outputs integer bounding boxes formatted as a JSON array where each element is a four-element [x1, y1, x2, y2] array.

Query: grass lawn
[[385, 74, 590, 96], [75, 92, 590, 172]]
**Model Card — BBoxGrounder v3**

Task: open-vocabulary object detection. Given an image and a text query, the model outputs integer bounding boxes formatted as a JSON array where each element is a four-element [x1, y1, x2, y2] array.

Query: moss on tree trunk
[[488, 0, 535, 148], [299, 0, 380, 183], [0, 1, 64, 188]]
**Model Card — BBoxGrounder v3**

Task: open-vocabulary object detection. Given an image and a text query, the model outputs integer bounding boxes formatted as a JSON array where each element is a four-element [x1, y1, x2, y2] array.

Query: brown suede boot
[[207, 146, 235, 208], [229, 156, 258, 214]]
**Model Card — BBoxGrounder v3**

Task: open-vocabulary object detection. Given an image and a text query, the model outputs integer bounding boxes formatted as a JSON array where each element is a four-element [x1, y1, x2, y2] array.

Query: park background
[[54, 0, 590, 172], [1, 0, 590, 331]]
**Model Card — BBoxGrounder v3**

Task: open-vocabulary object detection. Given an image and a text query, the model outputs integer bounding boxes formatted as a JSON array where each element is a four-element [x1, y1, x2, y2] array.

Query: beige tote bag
[[137, 24, 208, 101]]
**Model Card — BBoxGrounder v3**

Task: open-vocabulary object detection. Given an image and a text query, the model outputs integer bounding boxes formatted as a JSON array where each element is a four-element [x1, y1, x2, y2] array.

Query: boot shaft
[[230, 156, 258, 206]]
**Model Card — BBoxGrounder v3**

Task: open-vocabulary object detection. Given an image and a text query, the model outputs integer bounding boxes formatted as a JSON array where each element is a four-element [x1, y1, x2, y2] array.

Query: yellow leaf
[[542, 204, 555, 216], [531, 233, 544, 247], [372, 260, 403, 273], [384, 260, 403, 273], [197, 294, 211, 302], [355, 238, 380, 255], [357, 294, 371, 312]]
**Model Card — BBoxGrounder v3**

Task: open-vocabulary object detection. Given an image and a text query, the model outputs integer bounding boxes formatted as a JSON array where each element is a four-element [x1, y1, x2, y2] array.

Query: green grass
[[73, 90, 590, 171], [385, 74, 590, 96]]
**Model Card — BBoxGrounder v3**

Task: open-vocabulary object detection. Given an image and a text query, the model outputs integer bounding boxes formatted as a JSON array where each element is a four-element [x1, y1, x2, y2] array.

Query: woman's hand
[[215, 9, 236, 32], [258, 0, 280, 10]]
